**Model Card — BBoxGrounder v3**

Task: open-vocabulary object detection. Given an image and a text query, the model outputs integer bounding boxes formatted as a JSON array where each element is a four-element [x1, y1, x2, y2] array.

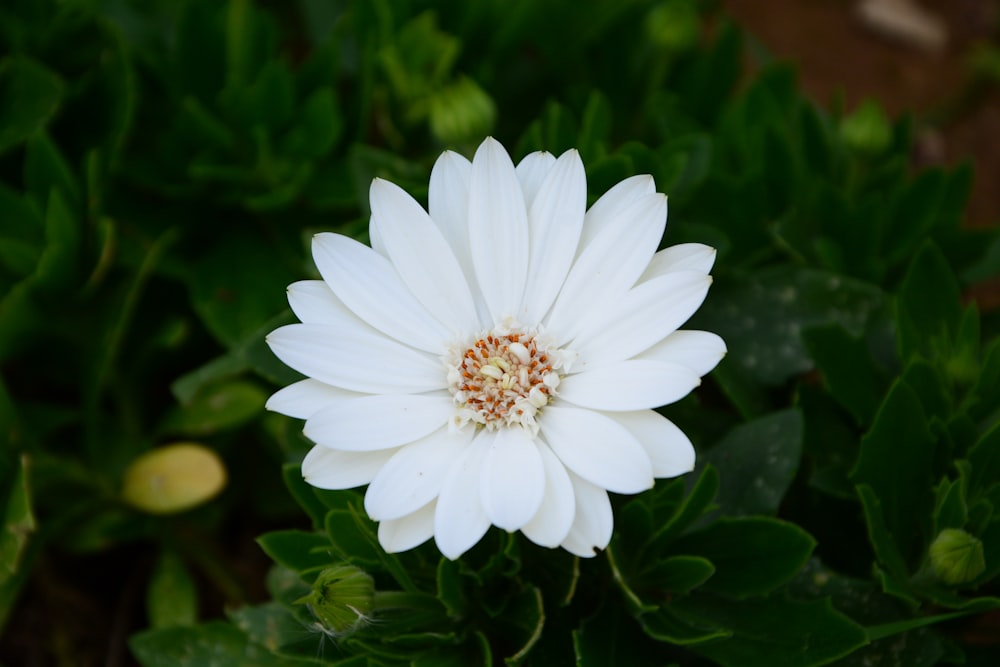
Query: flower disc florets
[[447, 322, 575, 434]]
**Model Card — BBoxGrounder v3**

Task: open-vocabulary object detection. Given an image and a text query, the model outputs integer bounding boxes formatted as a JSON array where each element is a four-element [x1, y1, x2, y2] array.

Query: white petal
[[265, 378, 361, 420], [435, 433, 491, 559], [364, 427, 473, 521], [641, 243, 717, 281], [311, 233, 450, 353], [560, 473, 613, 557], [545, 193, 667, 344], [521, 442, 576, 548], [286, 280, 354, 325], [578, 174, 655, 255], [637, 330, 728, 377], [571, 271, 712, 370], [518, 149, 587, 324], [267, 323, 445, 394], [541, 405, 654, 494], [302, 445, 397, 489], [609, 410, 696, 478], [560, 360, 700, 411], [515, 151, 556, 208], [468, 137, 529, 323], [304, 393, 453, 451], [368, 215, 388, 256], [429, 151, 491, 327], [378, 500, 436, 553], [369, 178, 480, 335], [479, 428, 545, 532]]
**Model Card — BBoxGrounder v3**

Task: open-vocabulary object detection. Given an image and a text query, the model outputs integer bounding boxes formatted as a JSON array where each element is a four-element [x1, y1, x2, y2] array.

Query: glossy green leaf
[[642, 555, 715, 595], [670, 517, 815, 598], [692, 266, 884, 385], [702, 408, 803, 516], [257, 530, 335, 574], [672, 596, 867, 667], [160, 379, 267, 436], [129, 621, 318, 667], [852, 379, 937, 567]]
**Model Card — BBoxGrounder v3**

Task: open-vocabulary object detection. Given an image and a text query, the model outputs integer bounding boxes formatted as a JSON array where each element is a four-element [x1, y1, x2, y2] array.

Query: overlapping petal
[[304, 393, 453, 451], [522, 442, 576, 548], [302, 446, 398, 490], [559, 473, 613, 557], [611, 410, 696, 478], [559, 360, 701, 411], [378, 500, 437, 553], [265, 378, 361, 420], [435, 434, 492, 559], [480, 427, 546, 531], [638, 330, 728, 377], [468, 137, 529, 323]]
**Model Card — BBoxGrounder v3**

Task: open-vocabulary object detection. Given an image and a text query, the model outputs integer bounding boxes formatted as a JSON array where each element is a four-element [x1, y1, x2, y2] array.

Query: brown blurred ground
[[723, 0, 1000, 228]]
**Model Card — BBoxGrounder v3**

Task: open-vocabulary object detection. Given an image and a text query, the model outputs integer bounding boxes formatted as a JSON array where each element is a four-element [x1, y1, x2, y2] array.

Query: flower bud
[[122, 443, 227, 514], [929, 528, 986, 585], [840, 100, 892, 155], [646, 0, 699, 53], [296, 565, 375, 637]]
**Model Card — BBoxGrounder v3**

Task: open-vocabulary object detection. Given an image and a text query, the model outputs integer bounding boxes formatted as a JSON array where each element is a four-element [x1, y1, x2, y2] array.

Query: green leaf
[[147, 550, 198, 628], [851, 379, 937, 567], [638, 606, 730, 645], [159, 378, 267, 437], [0, 56, 63, 153], [702, 408, 803, 516], [282, 87, 341, 159], [672, 596, 868, 667], [670, 517, 815, 598], [967, 422, 1000, 500], [802, 325, 883, 426], [129, 620, 315, 667], [576, 600, 684, 665], [24, 132, 80, 209], [642, 555, 715, 595], [229, 602, 324, 658], [649, 465, 719, 548], [281, 463, 329, 530], [895, 242, 962, 362], [692, 266, 884, 386], [187, 235, 301, 349], [257, 530, 335, 574]]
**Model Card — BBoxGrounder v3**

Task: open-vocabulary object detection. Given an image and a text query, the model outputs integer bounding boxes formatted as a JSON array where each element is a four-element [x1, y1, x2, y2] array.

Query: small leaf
[[643, 555, 715, 595], [803, 325, 883, 426], [702, 408, 803, 516], [257, 530, 335, 574], [160, 379, 267, 437], [672, 596, 867, 667], [0, 57, 63, 153], [670, 517, 815, 598], [896, 242, 962, 362], [147, 550, 198, 628]]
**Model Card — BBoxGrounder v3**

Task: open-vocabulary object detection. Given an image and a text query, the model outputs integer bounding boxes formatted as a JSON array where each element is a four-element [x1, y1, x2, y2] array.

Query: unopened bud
[[929, 528, 986, 585], [122, 443, 226, 514], [840, 100, 892, 155], [296, 565, 375, 637]]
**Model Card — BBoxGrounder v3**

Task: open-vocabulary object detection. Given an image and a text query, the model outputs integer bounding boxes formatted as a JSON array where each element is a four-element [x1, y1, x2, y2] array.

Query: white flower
[[266, 137, 725, 560]]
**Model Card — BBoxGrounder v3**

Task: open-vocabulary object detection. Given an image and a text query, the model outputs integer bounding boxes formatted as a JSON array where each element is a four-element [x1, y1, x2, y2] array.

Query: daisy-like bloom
[[266, 137, 725, 560]]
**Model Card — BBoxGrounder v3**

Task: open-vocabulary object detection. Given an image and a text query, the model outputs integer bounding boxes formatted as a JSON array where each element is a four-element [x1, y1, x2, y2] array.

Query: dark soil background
[[724, 0, 1000, 230]]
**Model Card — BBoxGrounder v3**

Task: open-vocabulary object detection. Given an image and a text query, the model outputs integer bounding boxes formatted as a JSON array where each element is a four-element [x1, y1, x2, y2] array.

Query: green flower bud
[[122, 443, 226, 514], [929, 528, 986, 585], [296, 565, 375, 637], [840, 100, 892, 155], [646, 0, 699, 53], [429, 77, 496, 145]]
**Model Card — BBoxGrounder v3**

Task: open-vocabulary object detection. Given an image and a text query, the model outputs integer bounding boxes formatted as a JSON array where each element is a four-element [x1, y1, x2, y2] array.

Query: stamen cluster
[[447, 326, 567, 434]]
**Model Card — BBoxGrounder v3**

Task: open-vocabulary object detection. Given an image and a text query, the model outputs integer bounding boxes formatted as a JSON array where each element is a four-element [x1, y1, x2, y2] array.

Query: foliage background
[[1, 0, 999, 665]]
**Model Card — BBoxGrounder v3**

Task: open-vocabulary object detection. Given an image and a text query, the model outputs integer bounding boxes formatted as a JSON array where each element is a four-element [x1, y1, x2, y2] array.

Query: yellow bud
[[122, 443, 227, 514]]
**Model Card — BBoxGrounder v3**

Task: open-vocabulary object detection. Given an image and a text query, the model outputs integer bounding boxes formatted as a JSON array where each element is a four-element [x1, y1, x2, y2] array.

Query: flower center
[[446, 323, 572, 434]]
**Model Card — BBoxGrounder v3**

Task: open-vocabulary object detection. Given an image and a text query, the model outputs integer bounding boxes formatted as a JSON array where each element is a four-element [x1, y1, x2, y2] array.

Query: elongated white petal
[[302, 445, 397, 489], [572, 271, 712, 370], [286, 280, 354, 325], [578, 174, 655, 254], [541, 405, 653, 494], [518, 149, 587, 324], [305, 393, 452, 451], [429, 151, 491, 327], [364, 427, 472, 521], [522, 442, 576, 547], [435, 434, 491, 559], [607, 410, 696, 478], [561, 360, 700, 411], [265, 379, 361, 419], [545, 193, 667, 343], [368, 215, 388, 256], [637, 330, 728, 377], [479, 428, 545, 531], [515, 151, 556, 208], [560, 473, 613, 557], [379, 500, 436, 552], [312, 233, 451, 353], [370, 178, 480, 335], [641, 243, 717, 280], [267, 323, 445, 394], [468, 137, 529, 323]]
